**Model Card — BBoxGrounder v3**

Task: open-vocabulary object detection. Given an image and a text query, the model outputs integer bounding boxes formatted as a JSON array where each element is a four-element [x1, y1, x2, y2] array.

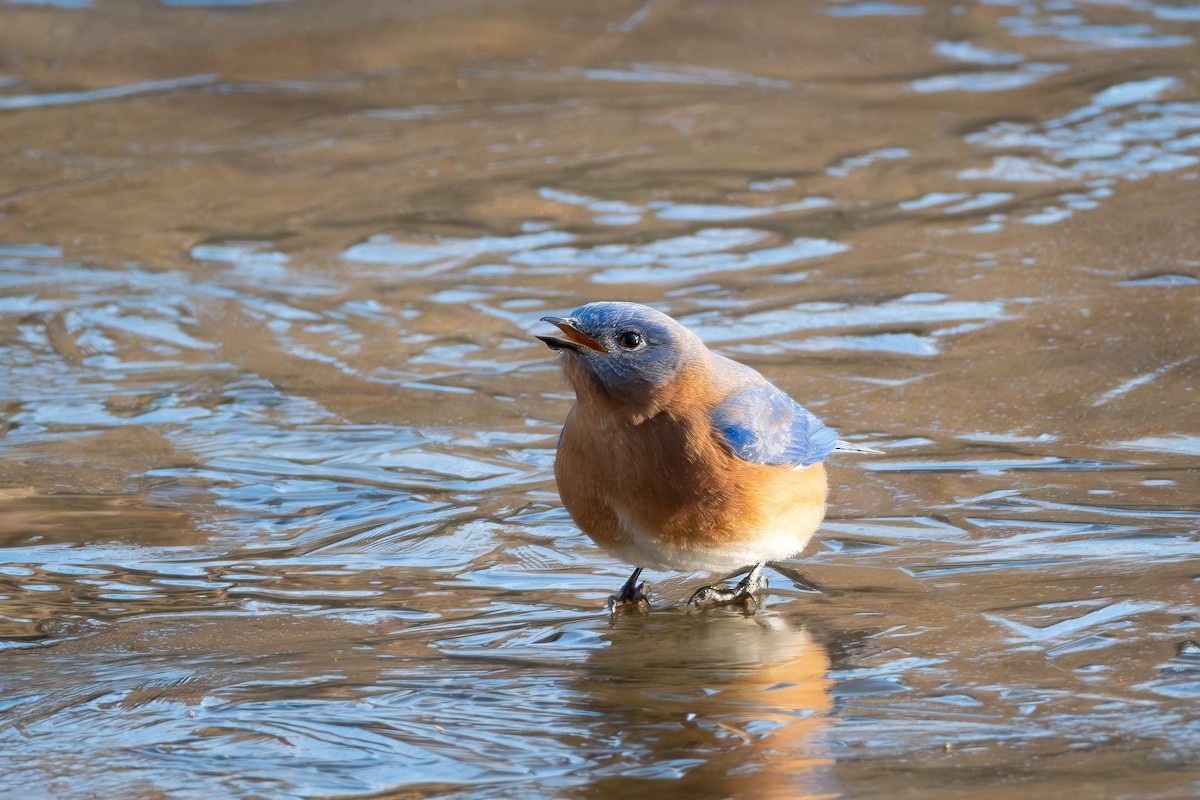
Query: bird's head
[[536, 302, 702, 409]]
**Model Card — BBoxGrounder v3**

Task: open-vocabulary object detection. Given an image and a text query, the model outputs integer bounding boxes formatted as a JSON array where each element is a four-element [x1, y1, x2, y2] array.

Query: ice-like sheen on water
[[1, 0, 1198, 797]]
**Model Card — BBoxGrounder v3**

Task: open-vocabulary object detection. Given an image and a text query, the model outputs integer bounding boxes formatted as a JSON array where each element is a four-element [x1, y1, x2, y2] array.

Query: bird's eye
[[617, 330, 644, 350]]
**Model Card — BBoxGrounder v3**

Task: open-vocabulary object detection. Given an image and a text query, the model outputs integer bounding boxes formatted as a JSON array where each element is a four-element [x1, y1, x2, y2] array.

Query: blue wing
[[712, 382, 838, 467]]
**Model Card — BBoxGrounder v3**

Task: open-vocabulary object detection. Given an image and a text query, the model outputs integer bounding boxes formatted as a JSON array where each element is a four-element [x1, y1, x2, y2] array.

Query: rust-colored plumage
[[555, 354, 827, 574], [537, 301, 868, 610]]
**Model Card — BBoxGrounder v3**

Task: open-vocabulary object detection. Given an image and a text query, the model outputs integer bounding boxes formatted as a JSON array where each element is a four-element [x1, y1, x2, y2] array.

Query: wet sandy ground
[[1, 1, 1198, 797]]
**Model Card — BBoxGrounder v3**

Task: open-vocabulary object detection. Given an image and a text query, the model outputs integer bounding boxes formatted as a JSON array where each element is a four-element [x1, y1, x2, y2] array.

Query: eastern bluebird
[[537, 301, 879, 612]]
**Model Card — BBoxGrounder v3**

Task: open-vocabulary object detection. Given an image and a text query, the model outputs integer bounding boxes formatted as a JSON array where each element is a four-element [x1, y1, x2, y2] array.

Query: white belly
[[600, 503, 825, 574]]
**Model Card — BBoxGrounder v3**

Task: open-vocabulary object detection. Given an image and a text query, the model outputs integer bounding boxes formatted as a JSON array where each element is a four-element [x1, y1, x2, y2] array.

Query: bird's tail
[[834, 439, 884, 455]]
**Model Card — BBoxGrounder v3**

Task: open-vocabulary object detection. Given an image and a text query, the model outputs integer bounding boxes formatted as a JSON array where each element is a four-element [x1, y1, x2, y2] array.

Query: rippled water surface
[[1, 1, 1198, 797]]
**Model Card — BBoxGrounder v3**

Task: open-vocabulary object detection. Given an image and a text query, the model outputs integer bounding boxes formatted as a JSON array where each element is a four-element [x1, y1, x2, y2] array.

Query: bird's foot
[[687, 570, 768, 613], [606, 580, 651, 615]]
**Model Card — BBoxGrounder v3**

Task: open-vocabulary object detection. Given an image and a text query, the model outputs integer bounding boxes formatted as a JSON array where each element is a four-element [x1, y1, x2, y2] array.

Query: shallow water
[[1, 0, 1198, 797]]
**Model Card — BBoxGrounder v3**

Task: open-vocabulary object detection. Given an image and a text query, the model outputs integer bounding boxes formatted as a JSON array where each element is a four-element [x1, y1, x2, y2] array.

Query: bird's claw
[[687, 573, 768, 613], [607, 581, 651, 615]]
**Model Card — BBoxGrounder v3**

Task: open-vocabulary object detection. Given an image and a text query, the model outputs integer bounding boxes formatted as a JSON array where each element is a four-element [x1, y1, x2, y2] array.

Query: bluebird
[[537, 301, 879, 612]]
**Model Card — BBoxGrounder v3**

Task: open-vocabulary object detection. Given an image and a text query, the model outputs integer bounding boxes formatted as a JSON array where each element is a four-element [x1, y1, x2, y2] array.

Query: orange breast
[[554, 396, 828, 568]]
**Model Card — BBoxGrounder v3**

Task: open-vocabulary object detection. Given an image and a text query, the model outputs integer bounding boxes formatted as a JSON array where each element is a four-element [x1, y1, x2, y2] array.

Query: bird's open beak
[[536, 316, 607, 354]]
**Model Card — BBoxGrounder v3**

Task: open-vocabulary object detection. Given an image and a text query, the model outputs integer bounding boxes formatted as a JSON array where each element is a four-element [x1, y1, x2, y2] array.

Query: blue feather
[[712, 382, 838, 467]]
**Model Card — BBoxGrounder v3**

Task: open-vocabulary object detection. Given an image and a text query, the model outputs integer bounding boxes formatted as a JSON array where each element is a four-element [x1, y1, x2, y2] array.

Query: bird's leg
[[607, 567, 651, 614], [688, 562, 769, 612], [768, 563, 825, 594]]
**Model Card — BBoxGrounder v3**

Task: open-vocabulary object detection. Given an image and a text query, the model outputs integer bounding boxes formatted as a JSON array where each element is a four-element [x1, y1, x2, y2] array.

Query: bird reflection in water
[[572, 603, 835, 800]]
